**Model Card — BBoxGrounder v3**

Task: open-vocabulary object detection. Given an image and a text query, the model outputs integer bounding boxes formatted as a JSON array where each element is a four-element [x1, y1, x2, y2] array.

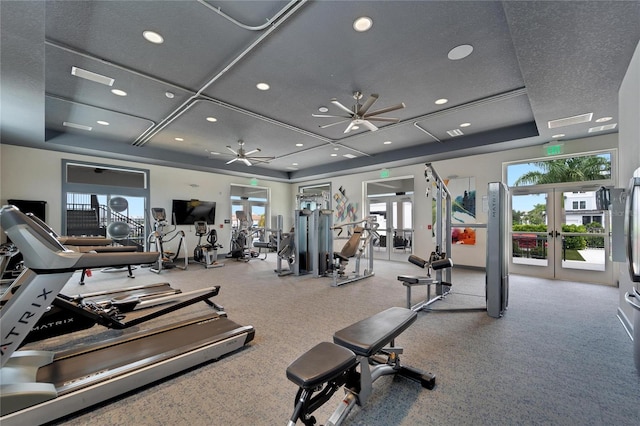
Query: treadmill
[[0, 205, 255, 426]]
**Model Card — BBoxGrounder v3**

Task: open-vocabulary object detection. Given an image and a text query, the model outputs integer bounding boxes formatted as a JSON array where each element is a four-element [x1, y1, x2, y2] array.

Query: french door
[[510, 187, 613, 284], [367, 197, 413, 262]]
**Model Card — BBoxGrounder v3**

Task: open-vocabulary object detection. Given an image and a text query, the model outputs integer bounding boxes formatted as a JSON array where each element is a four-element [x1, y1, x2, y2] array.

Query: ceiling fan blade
[[331, 98, 356, 116], [362, 120, 379, 132], [226, 158, 238, 165], [243, 158, 252, 166], [364, 102, 406, 117], [226, 146, 238, 155], [312, 113, 352, 119], [366, 116, 400, 123], [358, 94, 379, 115], [245, 148, 261, 156], [319, 119, 350, 129], [344, 121, 356, 134]]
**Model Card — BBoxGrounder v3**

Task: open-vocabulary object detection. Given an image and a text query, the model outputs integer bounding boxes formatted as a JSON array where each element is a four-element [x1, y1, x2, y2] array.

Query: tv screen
[[172, 199, 216, 225], [8, 199, 47, 221]]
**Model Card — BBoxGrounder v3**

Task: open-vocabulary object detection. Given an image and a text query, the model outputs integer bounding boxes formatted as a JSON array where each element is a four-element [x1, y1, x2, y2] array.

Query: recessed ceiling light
[[343, 154, 357, 159], [256, 82, 270, 91], [318, 106, 329, 113], [96, 120, 110, 126], [71, 66, 114, 86], [552, 133, 565, 138], [351, 125, 360, 130], [63, 121, 92, 131], [448, 44, 474, 60], [333, 147, 340, 151], [286, 166, 299, 170], [296, 143, 303, 147], [143, 30, 164, 44], [209, 151, 221, 155], [447, 129, 464, 137], [165, 91, 175, 99], [459, 122, 471, 127], [353, 17, 373, 32], [435, 98, 448, 105], [331, 153, 338, 157], [383, 141, 392, 145], [206, 116, 217, 122], [595, 116, 613, 123], [175, 137, 184, 141], [292, 162, 298, 166], [111, 89, 127, 96]]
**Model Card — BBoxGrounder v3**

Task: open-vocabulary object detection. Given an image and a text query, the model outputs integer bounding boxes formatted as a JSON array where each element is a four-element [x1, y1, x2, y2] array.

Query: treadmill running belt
[[36, 315, 253, 394]]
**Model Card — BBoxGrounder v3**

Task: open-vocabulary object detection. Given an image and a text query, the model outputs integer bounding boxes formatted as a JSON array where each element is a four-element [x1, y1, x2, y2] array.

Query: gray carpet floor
[[17, 255, 640, 425]]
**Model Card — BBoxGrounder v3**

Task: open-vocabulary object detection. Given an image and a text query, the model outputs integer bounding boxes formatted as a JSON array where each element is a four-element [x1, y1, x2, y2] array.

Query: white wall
[[294, 133, 618, 267], [0, 144, 292, 253], [617, 40, 640, 329], [2, 132, 618, 268]]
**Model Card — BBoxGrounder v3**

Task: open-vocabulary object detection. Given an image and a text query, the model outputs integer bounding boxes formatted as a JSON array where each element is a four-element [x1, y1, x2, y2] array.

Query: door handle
[[548, 230, 560, 238]]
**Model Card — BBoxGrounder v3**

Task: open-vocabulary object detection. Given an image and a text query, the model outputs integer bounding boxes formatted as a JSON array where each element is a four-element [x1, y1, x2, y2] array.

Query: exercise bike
[[148, 207, 188, 273], [192, 221, 224, 269]]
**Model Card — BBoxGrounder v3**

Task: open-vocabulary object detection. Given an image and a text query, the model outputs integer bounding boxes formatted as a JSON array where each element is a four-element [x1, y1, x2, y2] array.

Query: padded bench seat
[[398, 275, 445, 310], [333, 307, 416, 357], [286, 342, 357, 389]]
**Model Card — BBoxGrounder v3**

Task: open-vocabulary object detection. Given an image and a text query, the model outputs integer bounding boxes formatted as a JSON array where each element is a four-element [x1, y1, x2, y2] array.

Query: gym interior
[[1, 2, 640, 425]]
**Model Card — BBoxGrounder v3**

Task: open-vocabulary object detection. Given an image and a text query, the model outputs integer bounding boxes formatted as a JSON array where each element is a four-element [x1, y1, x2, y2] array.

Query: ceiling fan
[[225, 140, 274, 166], [312, 91, 406, 134]]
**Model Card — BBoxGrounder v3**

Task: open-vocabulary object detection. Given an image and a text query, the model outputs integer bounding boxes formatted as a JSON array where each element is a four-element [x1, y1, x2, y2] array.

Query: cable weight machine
[[397, 163, 509, 318]]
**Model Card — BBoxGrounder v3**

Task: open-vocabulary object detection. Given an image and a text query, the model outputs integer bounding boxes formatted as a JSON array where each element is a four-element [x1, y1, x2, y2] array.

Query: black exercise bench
[[286, 307, 435, 426]]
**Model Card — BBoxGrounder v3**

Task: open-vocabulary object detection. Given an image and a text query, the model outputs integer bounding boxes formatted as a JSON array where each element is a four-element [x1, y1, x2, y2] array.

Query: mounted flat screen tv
[[172, 199, 216, 225]]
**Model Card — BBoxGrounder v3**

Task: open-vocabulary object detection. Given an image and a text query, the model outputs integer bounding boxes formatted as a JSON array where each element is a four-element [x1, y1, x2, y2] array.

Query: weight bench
[[286, 307, 435, 426]]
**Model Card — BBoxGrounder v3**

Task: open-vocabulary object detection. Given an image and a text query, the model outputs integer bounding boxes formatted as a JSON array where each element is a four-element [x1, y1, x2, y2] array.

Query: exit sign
[[380, 169, 390, 178], [543, 142, 564, 156]]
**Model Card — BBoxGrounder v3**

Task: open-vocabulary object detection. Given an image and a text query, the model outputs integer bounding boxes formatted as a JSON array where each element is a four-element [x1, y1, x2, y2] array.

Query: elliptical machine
[[148, 207, 188, 273], [192, 221, 224, 269]]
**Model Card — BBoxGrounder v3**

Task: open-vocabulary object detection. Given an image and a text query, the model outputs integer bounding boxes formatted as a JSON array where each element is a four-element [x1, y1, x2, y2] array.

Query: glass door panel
[[368, 201, 389, 260], [510, 191, 553, 278], [556, 190, 610, 282]]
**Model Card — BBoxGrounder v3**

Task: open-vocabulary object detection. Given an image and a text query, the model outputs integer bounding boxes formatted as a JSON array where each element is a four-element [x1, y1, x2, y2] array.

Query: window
[[62, 160, 150, 249], [230, 184, 269, 229], [506, 152, 613, 187], [573, 201, 579, 209], [298, 183, 331, 210], [580, 201, 586, 209]]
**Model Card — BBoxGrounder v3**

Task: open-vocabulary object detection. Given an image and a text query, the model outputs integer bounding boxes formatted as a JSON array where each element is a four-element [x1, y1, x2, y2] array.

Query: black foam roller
[[432, 258, 453, 270], [408, 255, 428, 268]]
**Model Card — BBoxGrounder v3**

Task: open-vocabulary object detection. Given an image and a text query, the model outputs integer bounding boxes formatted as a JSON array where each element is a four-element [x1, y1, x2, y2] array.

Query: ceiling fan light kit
[[312, 91, 405, 134]]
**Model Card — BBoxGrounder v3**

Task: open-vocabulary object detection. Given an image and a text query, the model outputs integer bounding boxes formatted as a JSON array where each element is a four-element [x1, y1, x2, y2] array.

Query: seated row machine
[[286, 307, 435, 425], [397, 248, 454, 311]]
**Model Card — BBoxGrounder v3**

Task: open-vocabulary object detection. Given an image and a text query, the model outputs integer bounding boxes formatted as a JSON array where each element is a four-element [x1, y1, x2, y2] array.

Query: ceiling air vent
[[71, 66, 114, 86], [63, 121, 92, 131], [547, 113, 593, 129], [447, 129, 464, 137], [588, 123, 617, 133]]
